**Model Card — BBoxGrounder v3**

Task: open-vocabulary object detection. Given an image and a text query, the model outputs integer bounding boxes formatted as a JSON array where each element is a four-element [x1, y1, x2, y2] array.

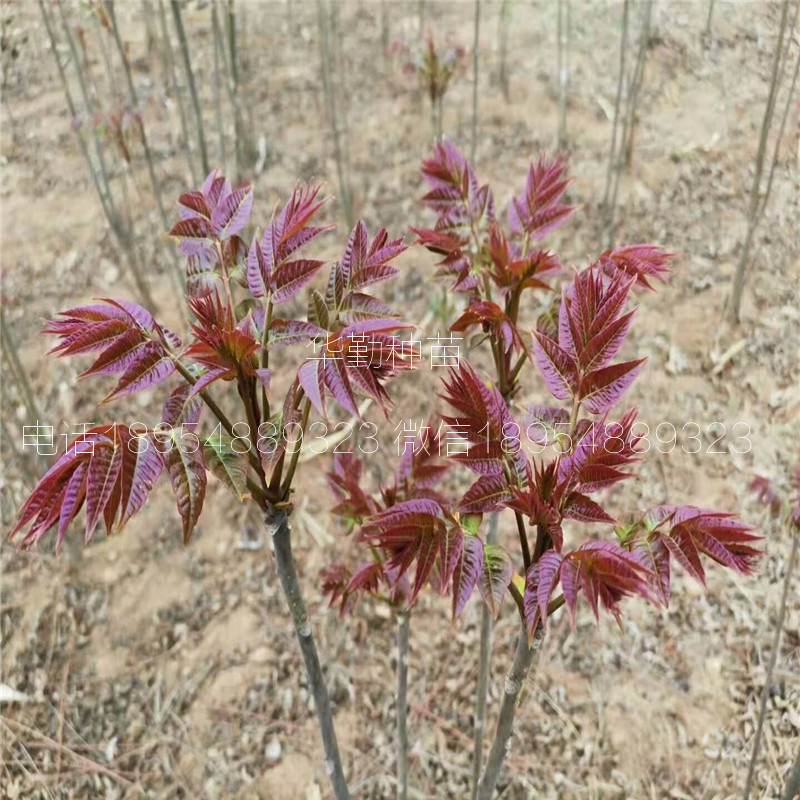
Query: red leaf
[[271, 259, 326, 304], [598, 245, 673, 291], [160, 436, 207, 543], [579, 358, 646, 415], [509, 154, 574, 240], [532, 331, 579, 401], [458, 475, 513, 513], [247, 238, 269, 298], [211, 184, 253, 239], [102, 342, 175, 403], [85, 440, 123, 542]]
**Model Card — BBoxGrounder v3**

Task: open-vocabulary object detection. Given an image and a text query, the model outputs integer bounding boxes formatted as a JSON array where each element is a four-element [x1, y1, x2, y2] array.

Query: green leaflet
[[203, 431, 248, 502]]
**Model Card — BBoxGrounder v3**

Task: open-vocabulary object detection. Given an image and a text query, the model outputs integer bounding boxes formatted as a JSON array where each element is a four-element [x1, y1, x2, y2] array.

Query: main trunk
[[267, 510, 351, 800], [477, 625, 545, 799]]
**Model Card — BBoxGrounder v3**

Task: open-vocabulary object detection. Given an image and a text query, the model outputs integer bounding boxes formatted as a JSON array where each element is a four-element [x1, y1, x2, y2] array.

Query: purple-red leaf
[[532, 331, 579, 401], [271, 259, 326, 305], [211, 184, 253, 239], [160, 435, 207, 543], [579, 358, 646, 415]]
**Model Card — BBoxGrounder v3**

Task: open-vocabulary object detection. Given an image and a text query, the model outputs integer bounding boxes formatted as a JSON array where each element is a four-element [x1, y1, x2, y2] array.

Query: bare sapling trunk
[[238, 0, 249, 80], [556, 0, 570, 150], [381, 0, 390, 60], [470, 511, 498, 800], [212, 2, 227, 171], [329, 0, 353, 209], [267, 509, 351, 800], [105, 1, 186, 297], [470, 0, 481, 163], [743, 516, 799, 800], [619, 0, 652, 170], [91, 3, 182, 305], [213, 0, 249, 182], [227, 0, 238, 91], [0, 309, 41, 426], [142, 0, 157, 54], [42, 0, 156, 310], [606, 0, 653, 248], [477, 624, 545, 799], [601, 0, 629, 247], [730, 0, 795, 321], [704, 0, 715, 40], [104, 3, 170, 229], [226, 0, 245, 176], [171, 0, 210, 175], [316, 0, 354, 228], [418, 0, 426, 36], [56, 0, 115, 221], [396, 611, 410, 800], [783, 747, 800, 800], [497, 0, 510, 102], [158, 0, 198, 185]]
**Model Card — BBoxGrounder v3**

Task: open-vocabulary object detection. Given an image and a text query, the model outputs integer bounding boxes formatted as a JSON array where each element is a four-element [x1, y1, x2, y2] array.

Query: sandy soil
[[1, 1, 799, 799]]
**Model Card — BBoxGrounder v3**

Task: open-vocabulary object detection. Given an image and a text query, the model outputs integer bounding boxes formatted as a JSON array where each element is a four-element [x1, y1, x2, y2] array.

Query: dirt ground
[[1, 1, 799, 799]]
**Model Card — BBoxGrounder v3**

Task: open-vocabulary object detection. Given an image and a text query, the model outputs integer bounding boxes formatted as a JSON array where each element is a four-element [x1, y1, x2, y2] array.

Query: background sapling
[[392, 33, 466, 140], [744, 463, 800, 800]]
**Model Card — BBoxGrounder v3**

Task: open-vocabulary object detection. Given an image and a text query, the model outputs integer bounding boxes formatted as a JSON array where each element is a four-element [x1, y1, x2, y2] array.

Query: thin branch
[[396, 610, 410, 800], [158, 0, 197, 184], [470, 509, 498, 800], [515, 511, 531, 571], [743, 517, 799, 800], [556, 0, 570, 150], [1, 309, 41, 424], [730, 0, 792, 321], [601, 0, 629, 231], [171, 0, 210, 175], [782, 746, 800, 800], [105, 1, 185, 298], [470, 0, 480, 162], [507, 580, 525, 620], [497, 0, 510, 102], [211, 1, 227, 171], [105, 2, 170, 232], [41, 0, 156, 309], [316, 0, 354, 228]]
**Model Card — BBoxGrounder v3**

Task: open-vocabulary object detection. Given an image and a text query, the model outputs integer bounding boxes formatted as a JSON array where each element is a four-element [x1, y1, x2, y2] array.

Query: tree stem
[[743, 517, 799, 800], [730, 0, 791, 321], [782, 745, 800, 800], [158, 0, 198, 184], [396, 610, 410, 800], [477, 623, 545, 799], [470, 0, 480, 163], [0, 310, 40, 424], [515, 511, 531, 571], [171, 0, 209, 175], [267, 509, 351, 800], [471, 510, 498, 800], [601, 0, 629, 243]]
